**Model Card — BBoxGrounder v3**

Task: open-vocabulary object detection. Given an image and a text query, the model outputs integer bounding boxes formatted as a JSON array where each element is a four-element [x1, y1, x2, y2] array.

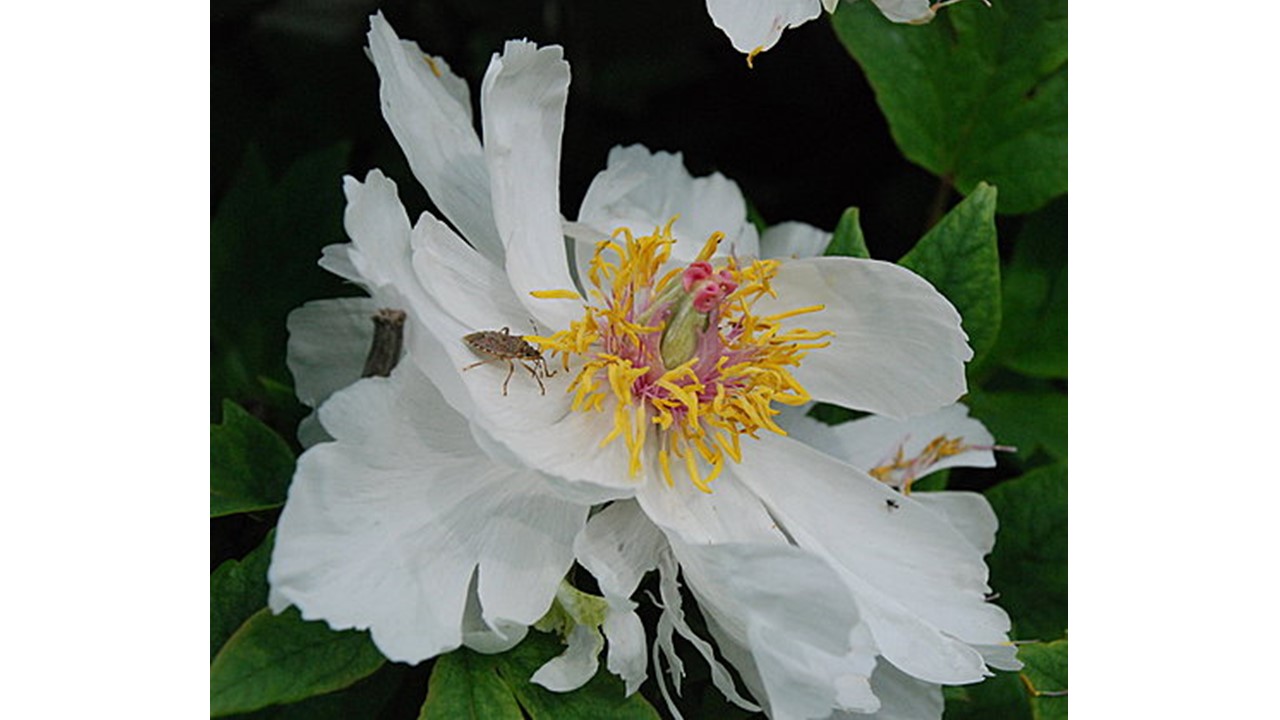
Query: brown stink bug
[[462, 327, 556, 396]]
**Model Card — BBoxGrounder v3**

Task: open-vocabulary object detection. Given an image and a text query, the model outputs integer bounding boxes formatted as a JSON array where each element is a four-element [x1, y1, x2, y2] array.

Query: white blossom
[[268, 14, 1015, 719]]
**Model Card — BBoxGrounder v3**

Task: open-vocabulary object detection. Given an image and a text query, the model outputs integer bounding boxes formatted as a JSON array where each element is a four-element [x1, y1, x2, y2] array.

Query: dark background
[[212, 0, 943, 260]]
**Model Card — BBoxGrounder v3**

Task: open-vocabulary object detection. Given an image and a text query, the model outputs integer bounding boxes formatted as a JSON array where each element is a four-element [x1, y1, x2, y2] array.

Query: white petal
[[871, 0, 936, 24], [735, 434, 1012, 684], [755, 256, 972, 419], [286, 297, 379, 411], [366, 13, 503, 264], [296, 412, 330, 449], [856, 659, 944, 720], [480, 40, 583, 331], [531, 624, 603, 692], [301, 171, 475, 442], [705, 0, 824, 54], [634, 465, 786, 546], [318, 242, 360, 284], [413, 208, 531, 332], [652, 549, 761, 713], [575, 500, 665, 599], [673, 540, 882, 717], [759, 220, 832, 260], [822, 0, 841, 12], [911, 491, 998, 555], [974, 642, 1023, 672], [336, 170, 418, 297], [637, 476, 882, 717], [268, 365, 588, 663], [574, 501, 664, 694], [577, 145, 760, 263], [462, 592, 529, 654], [603, 604, 648, 695], [332, 171, 477, 423]]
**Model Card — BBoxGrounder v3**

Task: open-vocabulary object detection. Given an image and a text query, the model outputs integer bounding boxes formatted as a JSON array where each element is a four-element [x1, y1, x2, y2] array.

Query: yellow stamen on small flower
[[536, 218, 831, 491], [746, 46, 764, 69], [870, 435, 981, 495]]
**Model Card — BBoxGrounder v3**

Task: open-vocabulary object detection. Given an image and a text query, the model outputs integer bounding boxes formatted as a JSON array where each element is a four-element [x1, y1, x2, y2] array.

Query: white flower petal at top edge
[[367, 13, 503, 264], [480, 40, 583, 332], [735, 433, 1012, 684], [705, 0, 824, 55], [578, 145, 761, 263], [268, 364, 589, 663], [754, 256, 972, 419]]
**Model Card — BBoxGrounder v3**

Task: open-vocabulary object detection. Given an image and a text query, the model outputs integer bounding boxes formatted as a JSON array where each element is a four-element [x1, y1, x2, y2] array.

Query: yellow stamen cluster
[[532, 220, 832, 492], [869, 435, 971, 494]]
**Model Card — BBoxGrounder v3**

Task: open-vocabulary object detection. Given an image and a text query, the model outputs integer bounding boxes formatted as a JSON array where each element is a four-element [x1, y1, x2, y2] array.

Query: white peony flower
[[706, 0, 981, 65], [268, 12, 1015, 720]]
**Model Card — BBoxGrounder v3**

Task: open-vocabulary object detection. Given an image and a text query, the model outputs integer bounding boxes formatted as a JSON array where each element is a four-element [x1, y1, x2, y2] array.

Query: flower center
[[533, 219, 831, 492]]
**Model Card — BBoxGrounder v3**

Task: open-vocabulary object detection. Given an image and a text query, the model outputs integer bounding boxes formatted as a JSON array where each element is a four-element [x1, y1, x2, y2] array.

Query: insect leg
[[502, 359, 515, 396], [522, 361, 546, 395], [537, 356, 556, 378], [463, 358, 499, 372]]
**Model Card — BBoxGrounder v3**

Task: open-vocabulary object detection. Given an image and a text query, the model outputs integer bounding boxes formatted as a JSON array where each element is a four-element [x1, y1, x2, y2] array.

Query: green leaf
[[911, 468, 949, 492], [985, 464, 1067, 641], [211, 143, 353, 413], [1019, 639, 1068, 720], [211, 531, 275, 659], [825, 207, 871, 259], [420, 630, 660, 720], [899, 183, 1002, 364], [965, 388, 1067, 462], [227, 664, 410, 720], [831, 1, 1067, 214], [421, 649, 525, 720], [211, 607, 386, 717], [806, 403, 866, 426], [992, 199, 1067, 378], [497, 631, 660, 720], [211, 400, 295, 517], [944, 670, 1031, 720]]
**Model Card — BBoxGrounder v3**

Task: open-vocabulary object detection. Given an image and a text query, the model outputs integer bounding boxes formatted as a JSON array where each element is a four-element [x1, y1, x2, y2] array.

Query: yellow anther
[[530, 289, 583, 300], [694, 231, 726, 263], [764, 304, 827, 323]]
